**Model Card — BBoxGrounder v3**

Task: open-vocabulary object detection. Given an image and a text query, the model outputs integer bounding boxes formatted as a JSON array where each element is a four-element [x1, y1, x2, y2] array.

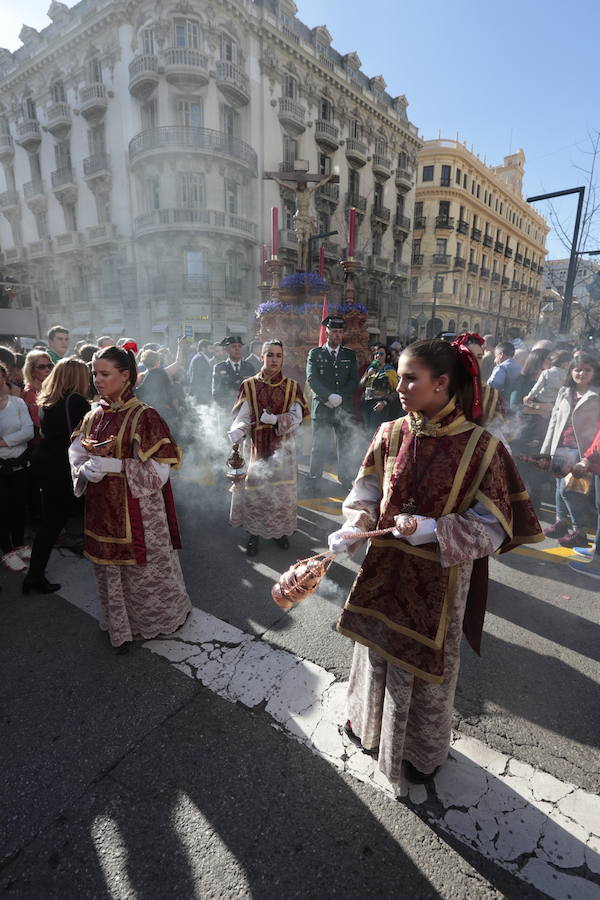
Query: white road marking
[[52, 551, 600, 900]]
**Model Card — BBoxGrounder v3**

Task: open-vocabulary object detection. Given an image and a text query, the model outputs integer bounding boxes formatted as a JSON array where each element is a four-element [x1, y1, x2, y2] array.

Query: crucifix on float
[[264, 162, 340, 272]]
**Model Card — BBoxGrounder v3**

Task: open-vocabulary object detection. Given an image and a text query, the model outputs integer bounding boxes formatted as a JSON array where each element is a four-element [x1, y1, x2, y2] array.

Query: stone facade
[[412, 141, 549, 339], [0, 0, 421, 344]]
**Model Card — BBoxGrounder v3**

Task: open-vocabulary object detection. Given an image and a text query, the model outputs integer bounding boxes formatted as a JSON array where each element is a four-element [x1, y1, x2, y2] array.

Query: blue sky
[[4, 0, 599, 259]]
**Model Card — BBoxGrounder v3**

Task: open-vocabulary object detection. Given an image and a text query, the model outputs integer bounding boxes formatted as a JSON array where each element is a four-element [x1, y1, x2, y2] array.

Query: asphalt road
[[1, 465, 598, 898]]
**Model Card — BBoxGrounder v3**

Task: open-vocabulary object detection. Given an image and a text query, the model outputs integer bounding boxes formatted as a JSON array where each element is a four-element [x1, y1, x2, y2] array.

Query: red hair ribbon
[[451, 335, 483, 420]]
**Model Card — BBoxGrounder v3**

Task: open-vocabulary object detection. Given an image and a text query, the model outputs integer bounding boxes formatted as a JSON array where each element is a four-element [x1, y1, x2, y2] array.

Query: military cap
[[220, 335, 243, 346], [321, 315, 346, 329]]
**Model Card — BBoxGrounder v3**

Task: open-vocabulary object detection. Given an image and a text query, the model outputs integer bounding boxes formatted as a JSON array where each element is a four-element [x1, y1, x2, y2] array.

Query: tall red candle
[[271, 207, 279, 257], [319, 245, 325, 278], [347, 207, 356, 258], [261, 243, 268, 281]]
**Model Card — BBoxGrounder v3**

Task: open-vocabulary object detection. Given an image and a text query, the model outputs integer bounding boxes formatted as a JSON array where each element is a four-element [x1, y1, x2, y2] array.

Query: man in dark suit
[[187, 339, 214, 405], [212, 336, 255, 415], [306, 315, 359, 490]]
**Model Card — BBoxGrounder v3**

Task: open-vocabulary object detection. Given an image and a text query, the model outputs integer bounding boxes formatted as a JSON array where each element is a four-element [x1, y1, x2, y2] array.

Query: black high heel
[[22, 574, 61, 595]]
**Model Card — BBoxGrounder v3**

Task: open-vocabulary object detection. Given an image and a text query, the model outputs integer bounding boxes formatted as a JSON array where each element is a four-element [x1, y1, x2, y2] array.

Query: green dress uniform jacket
[[306, 345, 359, 419]]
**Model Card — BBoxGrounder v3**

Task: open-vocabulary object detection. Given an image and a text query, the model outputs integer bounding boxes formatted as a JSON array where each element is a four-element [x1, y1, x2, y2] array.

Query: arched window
[[374, 135, 387, 157], [350, 118, 362, 140], [220, 32, 238, 63], [283, 73, 297, 99], [179, 172, 206, 208], [51, 80, 66, 103]]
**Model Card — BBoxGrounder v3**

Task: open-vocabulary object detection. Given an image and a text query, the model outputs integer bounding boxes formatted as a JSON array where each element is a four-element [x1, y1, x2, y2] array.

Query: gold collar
[[408, 399, 471, 437]]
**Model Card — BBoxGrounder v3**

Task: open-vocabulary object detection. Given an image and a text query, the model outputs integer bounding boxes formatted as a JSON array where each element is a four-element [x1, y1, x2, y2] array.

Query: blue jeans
[[555, 476, 591, 532], [594, 475, 600, 560]]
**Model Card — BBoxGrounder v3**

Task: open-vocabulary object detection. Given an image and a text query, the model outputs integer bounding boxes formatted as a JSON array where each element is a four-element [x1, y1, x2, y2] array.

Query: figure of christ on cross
[[264, 168, 340, 272]]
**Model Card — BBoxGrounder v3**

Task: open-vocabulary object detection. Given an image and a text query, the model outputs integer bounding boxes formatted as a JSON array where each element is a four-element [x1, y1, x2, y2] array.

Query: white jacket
[[540, 387, 600, 458]]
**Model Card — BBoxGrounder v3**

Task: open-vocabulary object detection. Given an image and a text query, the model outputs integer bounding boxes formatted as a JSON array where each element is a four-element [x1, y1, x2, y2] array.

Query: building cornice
[[419, 140, 548, 231]]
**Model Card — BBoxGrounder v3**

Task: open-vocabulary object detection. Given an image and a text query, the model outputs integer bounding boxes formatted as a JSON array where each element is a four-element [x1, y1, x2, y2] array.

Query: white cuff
[[93, 456, 122, 473]]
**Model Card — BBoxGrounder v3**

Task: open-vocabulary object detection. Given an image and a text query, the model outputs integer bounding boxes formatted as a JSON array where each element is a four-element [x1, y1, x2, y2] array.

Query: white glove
[[392, 514, 438, 545], [328, 393, 342, 408], [81, 457, 106, 483], [228, 428, 245, 444], [260, 409, 278, 425], [327, 524, 363, 554], [92, 456, 122, 473], [324, 400, 334, 408]]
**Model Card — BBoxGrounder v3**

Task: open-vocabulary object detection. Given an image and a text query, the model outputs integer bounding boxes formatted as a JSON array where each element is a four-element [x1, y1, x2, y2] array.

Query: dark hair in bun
[[93, 345, 137, 388]]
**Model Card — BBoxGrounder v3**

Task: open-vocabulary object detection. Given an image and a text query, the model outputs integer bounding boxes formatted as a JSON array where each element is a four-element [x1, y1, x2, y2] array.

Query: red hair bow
[[451, 336, 483, 420]]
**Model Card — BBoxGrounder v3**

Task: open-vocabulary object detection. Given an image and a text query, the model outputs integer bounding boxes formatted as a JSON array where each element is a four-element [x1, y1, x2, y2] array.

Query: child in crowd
[[524, 350, 571, 408]]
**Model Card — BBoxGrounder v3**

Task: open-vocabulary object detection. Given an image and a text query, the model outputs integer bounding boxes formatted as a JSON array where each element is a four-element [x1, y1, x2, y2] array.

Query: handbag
[[563, 471, 593, 494]]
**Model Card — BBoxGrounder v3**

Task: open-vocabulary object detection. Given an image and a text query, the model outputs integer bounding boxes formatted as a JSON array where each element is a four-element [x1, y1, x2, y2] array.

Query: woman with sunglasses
[[21, 351, 54, 444]]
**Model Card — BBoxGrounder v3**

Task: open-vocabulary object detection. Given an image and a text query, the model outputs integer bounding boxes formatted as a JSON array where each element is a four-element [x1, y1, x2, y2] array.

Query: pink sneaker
[[2, 551, 27, 573], [543, 520, 569, 539]]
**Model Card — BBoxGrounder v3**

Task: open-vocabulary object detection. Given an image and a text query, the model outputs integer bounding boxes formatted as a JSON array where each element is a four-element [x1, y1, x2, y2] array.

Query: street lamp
[[526, 186, 585, 333]]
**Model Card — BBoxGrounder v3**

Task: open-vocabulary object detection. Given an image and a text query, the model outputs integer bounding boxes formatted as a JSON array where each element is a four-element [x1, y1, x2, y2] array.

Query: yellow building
[[411, 140, 549, 339]]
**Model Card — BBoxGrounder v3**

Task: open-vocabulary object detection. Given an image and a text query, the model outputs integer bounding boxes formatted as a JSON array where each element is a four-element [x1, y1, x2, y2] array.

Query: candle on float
[[261, 243, 268, 281], [347, 207, 357, 259], [271, 207, 279, 257], [319, 245, 325, 278]]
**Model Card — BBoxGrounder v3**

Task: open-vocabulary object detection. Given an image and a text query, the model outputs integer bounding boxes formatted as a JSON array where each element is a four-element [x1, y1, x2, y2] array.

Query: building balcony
[[16, 119, 41, 151], [315, 181, 339, 205], [46, 102, 72, 138], [181, 274, 210, 296], [128, 54, 159, 99], [51, 166, 77, 203], [345, 192, 367, 214], [512, 279, 521, 291], [279, 228, 297, 250], [216, 60, 250, 107], [494, 241, 504, 254], [345, 137, 367, 167], [435, 215, 454, 229], [390, 261, 409, 277], [515, 252, 523, 265], [133, 207, 257, 241], [393, 214, 411, 236], [28, 238, 51, 259], [454, 256, 465, 269], [129, 127, 258, 176], [0, 189, 19, 211], [163, 47, 209, 88], [3, 246, 26, 264], [502, 276, 510, 286], [372, 155, 391, 179], [412, 253, 423, 266], [371, 203, 390, 224], [491, 272, 501, 283], [79, 83, 108, 122], [0, 133, 14, 162], [86, 223, 118, 245], [456, 219, 469, 234], [55, 231, 83, 253], [483, 234, 493, 248], [504, 247, 513, 259], [432, 253, 451, 266], [367, 255, 389, 272], [23, 179, 46, 206], [413, 216, 426, 229], [480, 267, 490, 279], [468, 262, 479, 274], [471, 227, 481, 241], [527, 285, 534, 295], [83, 152, 111, 183], [523, 257, 531, 268], [322, 240, 340, 259], [395, 168, 413, 191], [314, 119, 339, 150], [277, 97, 306, 135], [520, 282, 528, 292]]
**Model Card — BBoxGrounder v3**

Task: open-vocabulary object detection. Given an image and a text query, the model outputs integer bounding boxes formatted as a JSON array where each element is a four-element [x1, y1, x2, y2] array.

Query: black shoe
[[22, 574, 61, 595], [115, 642, 130, 655], [246, 535, 259, 556], [342, 720, 379, 757], [274, 536, 289, 550], [404, 761, 439, 784]]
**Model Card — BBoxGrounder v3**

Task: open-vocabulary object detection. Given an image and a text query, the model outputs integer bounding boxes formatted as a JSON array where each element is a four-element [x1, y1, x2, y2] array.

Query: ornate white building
[[0, 0, 421, 343]]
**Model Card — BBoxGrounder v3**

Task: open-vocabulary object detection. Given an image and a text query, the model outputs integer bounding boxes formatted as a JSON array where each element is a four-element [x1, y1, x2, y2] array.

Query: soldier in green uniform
[[306, 315, 359, 491], [212, 336, 255, 419]]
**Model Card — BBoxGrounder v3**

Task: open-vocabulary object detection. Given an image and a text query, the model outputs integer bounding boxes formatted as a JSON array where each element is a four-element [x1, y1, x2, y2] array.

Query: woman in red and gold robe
[[228, 340, 308, 556], [328, 339, 542, 785], [69, 346, 191, 650]]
